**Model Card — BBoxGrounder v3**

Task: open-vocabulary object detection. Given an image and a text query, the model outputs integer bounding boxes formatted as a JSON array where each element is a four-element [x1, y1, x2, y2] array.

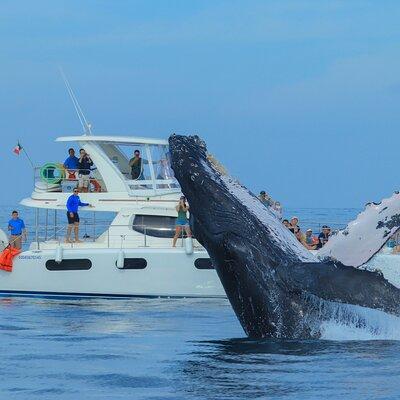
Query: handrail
[[28, 221, 193, 250]]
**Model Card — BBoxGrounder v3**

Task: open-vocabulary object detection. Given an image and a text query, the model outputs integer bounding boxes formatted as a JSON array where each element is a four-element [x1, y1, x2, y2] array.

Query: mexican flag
[[13, 142, 22, 155]]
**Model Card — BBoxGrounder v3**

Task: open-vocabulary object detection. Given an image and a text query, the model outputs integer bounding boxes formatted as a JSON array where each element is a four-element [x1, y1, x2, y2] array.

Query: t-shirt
[[78, 156, 93, 175], [129, 157, 142, 179], [177, 208, 188, 222], [66, 195, 89, 213], [318, 232, 330, 247], [8, 218, 25, 235], [64, 155, 79, 170], [259, 196, 273, 207]]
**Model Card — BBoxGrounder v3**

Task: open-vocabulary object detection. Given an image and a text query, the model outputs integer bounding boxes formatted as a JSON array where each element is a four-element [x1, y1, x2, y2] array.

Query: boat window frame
[[132, 214, 177, 239]]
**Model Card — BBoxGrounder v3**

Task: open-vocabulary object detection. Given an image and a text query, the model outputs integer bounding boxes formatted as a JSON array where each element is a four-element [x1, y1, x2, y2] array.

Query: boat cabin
[[35, 135, 180, 197]]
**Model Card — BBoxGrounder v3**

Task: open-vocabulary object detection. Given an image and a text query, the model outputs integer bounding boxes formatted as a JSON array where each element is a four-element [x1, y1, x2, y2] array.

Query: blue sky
[[1, 0, 400, 207]]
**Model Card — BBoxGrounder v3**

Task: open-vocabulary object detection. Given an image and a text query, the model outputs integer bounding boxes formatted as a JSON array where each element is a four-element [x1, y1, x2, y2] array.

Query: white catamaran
[[0, 134, 225, 298]]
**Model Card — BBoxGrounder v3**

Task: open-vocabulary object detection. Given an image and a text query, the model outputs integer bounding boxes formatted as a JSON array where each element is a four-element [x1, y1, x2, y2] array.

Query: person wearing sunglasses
[[65, 189, 92, 243]]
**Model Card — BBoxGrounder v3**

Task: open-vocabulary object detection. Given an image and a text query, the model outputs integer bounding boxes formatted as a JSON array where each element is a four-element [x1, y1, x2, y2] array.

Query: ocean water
[[2, 206, 400, 400]]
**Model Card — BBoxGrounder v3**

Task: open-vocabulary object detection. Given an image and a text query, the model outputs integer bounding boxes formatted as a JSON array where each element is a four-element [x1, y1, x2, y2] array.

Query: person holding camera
[[78, 148, 93, 192], [172, 196, 192, 247], [129, 149, 143, 180]]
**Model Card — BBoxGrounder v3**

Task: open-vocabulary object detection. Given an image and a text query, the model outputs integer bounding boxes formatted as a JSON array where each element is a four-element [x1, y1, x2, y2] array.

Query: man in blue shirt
[[66, 189, 92, 243], [63, 148, 79, 178], [8, 210, 27, 249]]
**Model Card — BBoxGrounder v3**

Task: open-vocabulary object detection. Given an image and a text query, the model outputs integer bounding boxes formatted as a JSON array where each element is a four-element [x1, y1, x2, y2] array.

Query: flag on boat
[[13, 142, 22, 155]]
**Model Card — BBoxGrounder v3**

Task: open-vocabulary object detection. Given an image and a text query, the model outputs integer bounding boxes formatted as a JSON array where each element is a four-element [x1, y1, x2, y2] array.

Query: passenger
[[289, 216, 300, 234], [172, 196, 192, 247], [317, 225, 331, 248], [8, 210, 27, 250], [63, 148, 79, 178], [77, 149, 94, 193], [65, 188, 92, 243], [295, 229, 306, 246], [129, 149, 143, 180], [259, 191, 273, 207], [282, 219, 290, 228], [304, 229, 318, 250]]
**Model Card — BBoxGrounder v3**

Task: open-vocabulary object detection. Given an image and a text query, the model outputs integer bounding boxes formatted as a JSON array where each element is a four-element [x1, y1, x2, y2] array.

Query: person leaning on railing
[[65, 188, 93, 243], [63, 147, 79, 179]]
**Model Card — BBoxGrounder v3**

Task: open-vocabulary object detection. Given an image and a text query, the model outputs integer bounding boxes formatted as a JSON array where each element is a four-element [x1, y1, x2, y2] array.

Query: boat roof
[[55, 135, 168, 146]]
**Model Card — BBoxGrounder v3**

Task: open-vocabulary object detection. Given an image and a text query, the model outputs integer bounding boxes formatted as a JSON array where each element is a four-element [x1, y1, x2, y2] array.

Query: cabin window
[[116, 258, 147, 269], [46, 259, 92, 271], [194, 258, 214, 270], [132, 215, 176, 238]]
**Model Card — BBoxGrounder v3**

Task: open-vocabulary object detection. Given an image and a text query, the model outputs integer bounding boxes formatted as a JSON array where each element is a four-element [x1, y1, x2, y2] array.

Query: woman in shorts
[[172, 196, 192, 247]]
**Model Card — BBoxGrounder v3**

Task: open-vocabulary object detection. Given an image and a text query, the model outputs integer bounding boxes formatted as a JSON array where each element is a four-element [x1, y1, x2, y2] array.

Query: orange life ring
[[90, 179, 102, 192], [67, 171, 77, 179]]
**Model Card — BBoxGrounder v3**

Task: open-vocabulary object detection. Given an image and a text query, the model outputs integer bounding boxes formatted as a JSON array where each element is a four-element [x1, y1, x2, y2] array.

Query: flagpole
[[16, 140, 35, 169], [22, 147, 35, 169]]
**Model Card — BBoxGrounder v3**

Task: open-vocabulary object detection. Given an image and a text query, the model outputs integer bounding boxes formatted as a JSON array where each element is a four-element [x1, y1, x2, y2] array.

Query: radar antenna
[[59, 67, 92, 135]]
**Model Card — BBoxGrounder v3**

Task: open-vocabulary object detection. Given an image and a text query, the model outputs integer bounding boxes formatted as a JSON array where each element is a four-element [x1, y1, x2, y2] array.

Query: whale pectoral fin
[[278, 262, 400, 316], [317, 194, 400, 267]]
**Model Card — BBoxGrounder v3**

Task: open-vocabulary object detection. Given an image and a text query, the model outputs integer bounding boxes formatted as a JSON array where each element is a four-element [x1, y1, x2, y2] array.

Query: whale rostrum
[[169, 134, 400, 339]]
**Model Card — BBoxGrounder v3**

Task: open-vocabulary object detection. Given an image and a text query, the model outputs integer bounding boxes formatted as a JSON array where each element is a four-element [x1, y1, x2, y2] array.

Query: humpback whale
[[169, 134, 400, 338]]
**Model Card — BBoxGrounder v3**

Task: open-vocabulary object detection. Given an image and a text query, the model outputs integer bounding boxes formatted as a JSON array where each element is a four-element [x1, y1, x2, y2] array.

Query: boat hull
[[0, 248, 225, 298]]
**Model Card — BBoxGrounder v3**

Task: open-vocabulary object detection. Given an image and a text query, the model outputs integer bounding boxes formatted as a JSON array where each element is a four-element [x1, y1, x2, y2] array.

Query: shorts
[[10, 234, 22, 249], [176, 219, 189, 227], [67, 212, 80, 224], [78, 174, 90, 188]]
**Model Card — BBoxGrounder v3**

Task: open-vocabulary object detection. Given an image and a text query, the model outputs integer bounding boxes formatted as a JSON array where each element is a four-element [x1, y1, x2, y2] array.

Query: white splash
[[305, 296, 400, 341]]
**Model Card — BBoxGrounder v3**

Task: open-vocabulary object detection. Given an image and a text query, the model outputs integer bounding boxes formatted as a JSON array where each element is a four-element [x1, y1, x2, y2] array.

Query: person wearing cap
[[317, 225, 331, 248], [65, 189, 93, 243], [304, 229, 318, 250], [289, 216, 300, 234], [259, 191, 273, 207], [172, 195, 192, 247]]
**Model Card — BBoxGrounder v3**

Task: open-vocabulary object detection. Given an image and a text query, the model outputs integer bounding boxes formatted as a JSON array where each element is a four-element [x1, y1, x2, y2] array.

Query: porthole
[[46, 259, 92, 271], [116, 258, 147, 269], [194, 258, 214, 270]]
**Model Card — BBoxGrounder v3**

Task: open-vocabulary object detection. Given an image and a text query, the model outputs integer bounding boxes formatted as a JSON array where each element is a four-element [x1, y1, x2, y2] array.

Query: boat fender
[[184, 237, 193, 255], [55, 245, 63, 263], [116, 250, 125, 269], [0, 229, 9, 251]]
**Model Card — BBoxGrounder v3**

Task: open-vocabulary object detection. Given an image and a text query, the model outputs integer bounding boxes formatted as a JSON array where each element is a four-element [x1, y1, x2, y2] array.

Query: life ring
[[40, 163, 66, 184], [67, 170, 77, 179], [90, 179, 102, 192]]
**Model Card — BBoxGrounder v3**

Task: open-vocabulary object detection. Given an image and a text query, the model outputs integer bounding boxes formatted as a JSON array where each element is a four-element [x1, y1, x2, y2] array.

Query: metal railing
[[28, 217, 193, 250], [34, 166, 104, 193]]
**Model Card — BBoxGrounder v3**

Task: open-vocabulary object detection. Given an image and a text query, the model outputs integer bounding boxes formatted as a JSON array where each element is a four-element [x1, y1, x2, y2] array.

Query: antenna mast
[[59, 67, 92, 135]]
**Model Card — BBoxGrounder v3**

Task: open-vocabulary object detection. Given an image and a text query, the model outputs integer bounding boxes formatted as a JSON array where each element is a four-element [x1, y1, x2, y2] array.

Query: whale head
[[169, 134, 319, 337]]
